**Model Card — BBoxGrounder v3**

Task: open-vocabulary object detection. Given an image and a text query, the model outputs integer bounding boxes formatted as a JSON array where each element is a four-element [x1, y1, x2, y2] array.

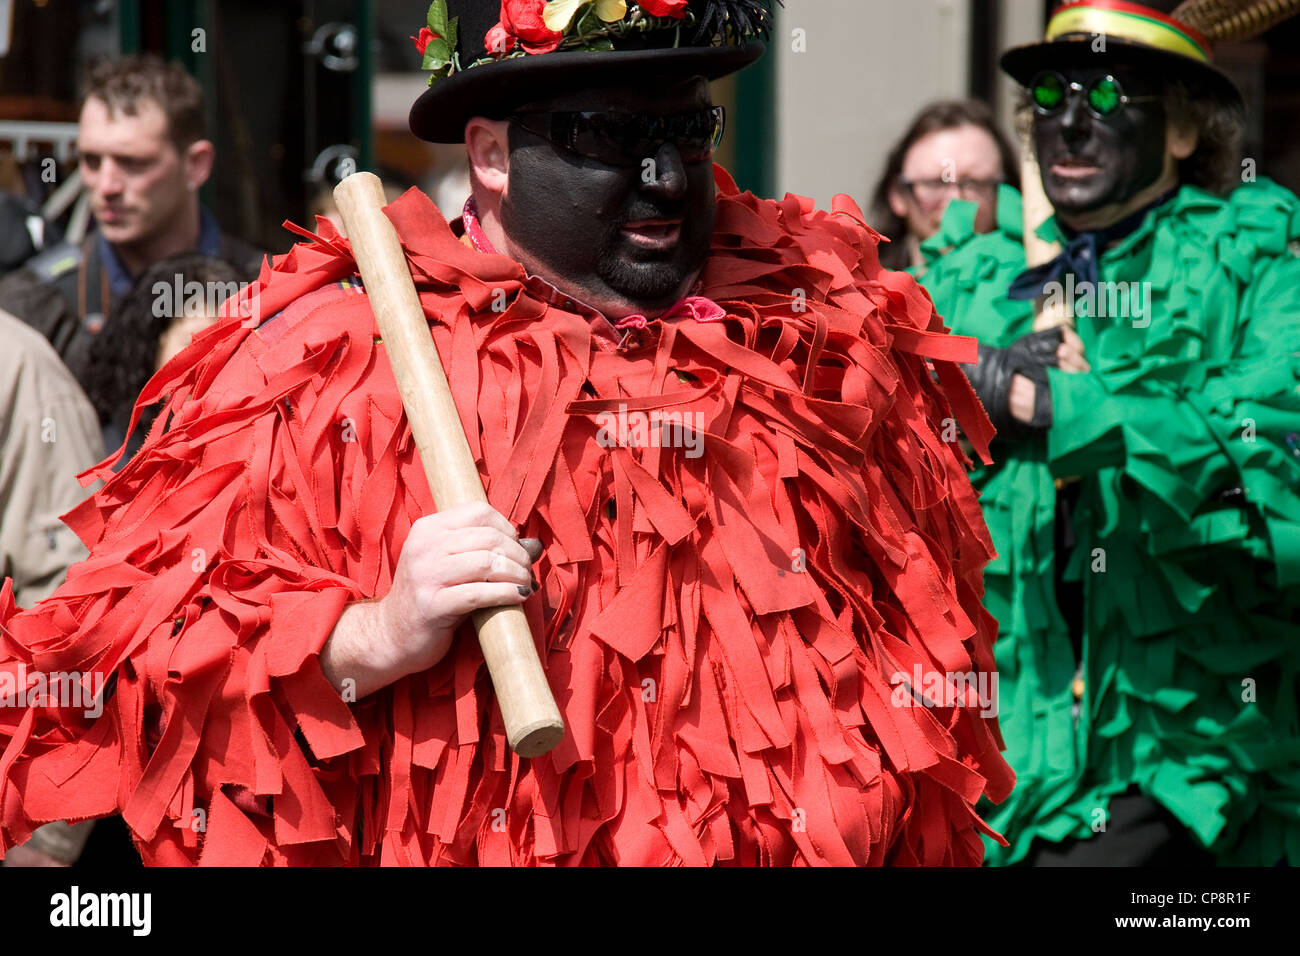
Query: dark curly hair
[[1163, 79, 1245, 195], [83, 254, 243, 446]]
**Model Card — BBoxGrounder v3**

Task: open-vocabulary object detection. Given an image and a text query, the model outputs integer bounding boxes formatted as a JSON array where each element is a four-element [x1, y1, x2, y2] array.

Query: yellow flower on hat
[[544, 0, 629, 33]]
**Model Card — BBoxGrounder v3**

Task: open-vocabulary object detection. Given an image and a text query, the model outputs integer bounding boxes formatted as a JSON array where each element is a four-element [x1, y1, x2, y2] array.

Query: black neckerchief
[[1008, 188, 1177, 301]]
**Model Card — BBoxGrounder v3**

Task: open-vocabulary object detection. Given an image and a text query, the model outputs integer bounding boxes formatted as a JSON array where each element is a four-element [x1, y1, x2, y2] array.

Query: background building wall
[[771, 0, 974, 211], [996, 0, 1048, 131]]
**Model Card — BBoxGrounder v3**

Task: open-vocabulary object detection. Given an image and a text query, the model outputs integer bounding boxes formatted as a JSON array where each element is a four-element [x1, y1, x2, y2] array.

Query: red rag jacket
[[0, 166, 1012, 865]]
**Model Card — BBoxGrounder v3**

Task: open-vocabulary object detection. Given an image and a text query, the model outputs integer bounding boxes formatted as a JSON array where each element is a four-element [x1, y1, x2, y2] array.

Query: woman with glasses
[[870, 100, 1020, 271]]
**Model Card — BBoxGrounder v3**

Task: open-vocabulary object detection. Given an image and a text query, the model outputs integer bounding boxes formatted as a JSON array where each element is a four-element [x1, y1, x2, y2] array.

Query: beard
[[593, 196, 715, 304]]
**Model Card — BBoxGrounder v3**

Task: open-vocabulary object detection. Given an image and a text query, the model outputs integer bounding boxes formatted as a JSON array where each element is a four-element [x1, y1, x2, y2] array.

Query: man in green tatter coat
[[915, 0, 1300, 866]]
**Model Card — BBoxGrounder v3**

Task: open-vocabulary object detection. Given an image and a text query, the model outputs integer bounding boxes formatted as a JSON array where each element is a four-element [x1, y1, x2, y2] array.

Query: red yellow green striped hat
[[1000, 0, 1241, 107]]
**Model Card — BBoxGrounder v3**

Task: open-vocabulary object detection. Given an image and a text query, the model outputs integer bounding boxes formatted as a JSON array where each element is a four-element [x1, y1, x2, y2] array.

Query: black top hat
[[999, 0, 1242, 109], [409, 0, 773, 143]]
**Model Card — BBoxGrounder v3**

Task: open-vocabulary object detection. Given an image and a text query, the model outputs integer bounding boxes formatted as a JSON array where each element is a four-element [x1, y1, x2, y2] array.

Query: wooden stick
[[1016, 108, 1075, 333], [333, 172, 564, 758], [1016, 114, 1080, 490]]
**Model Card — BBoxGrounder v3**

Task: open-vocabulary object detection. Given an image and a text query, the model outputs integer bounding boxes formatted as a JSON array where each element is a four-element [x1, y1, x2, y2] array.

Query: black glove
[[962, 327, 1063, 440]]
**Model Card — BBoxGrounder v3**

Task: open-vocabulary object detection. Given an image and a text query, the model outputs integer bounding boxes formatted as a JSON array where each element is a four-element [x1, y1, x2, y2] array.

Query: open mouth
[[620, 219, 683, 250], [1050, 160, 1100, 179]]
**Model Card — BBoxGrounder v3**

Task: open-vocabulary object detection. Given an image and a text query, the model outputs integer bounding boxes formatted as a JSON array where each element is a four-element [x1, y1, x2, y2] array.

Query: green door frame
[[118, 1, 375, 194], [731, 8, 778, 199], [354, 0, 374, 171]]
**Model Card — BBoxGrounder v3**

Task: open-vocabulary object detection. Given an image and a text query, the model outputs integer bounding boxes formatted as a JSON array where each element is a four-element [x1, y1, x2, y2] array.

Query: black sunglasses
[[1029, 71, 1161, 119], [507, 106, 726, 167]]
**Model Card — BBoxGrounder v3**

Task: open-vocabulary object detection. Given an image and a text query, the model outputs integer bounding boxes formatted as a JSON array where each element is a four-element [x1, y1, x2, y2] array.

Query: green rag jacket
[[914, 179, 1300, 865]]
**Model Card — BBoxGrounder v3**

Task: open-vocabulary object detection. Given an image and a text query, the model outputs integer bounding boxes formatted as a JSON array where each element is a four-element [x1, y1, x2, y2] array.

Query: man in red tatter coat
[[0, 0, 1012, 866]]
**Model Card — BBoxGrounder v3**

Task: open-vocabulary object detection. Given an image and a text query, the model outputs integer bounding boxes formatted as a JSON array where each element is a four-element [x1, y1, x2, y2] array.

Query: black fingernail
[[518, 585, 531, 597]]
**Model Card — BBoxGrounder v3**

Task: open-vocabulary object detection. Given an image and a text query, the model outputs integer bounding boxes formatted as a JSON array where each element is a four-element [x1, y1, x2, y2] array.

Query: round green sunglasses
[[1029, 71, 1161, 119]]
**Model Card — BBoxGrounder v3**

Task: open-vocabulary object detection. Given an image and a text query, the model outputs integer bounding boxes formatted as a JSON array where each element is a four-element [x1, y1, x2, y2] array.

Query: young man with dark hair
[[0, 55, 262, 386], [0, 1, 1012, 866], [0, 58, 261, 867]]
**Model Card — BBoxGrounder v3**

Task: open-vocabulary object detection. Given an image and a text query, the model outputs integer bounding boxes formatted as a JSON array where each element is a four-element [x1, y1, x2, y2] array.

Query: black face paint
[[499, 80, 716, 316], [1033, 65, 1168, 220]]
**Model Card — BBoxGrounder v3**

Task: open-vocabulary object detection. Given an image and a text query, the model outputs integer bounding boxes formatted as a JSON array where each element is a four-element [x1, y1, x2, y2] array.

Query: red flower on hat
[[500, 0, 563, 54], [484, 21, 518, 55], [411, 26, 439, 55], [637, 0, 688, 17]]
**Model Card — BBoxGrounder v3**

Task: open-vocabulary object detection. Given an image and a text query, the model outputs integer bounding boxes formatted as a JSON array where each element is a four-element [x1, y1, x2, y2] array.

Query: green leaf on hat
[[426, 60, 453, 86], [427, 0, 450, 38], [423, 37, 451, 64]]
